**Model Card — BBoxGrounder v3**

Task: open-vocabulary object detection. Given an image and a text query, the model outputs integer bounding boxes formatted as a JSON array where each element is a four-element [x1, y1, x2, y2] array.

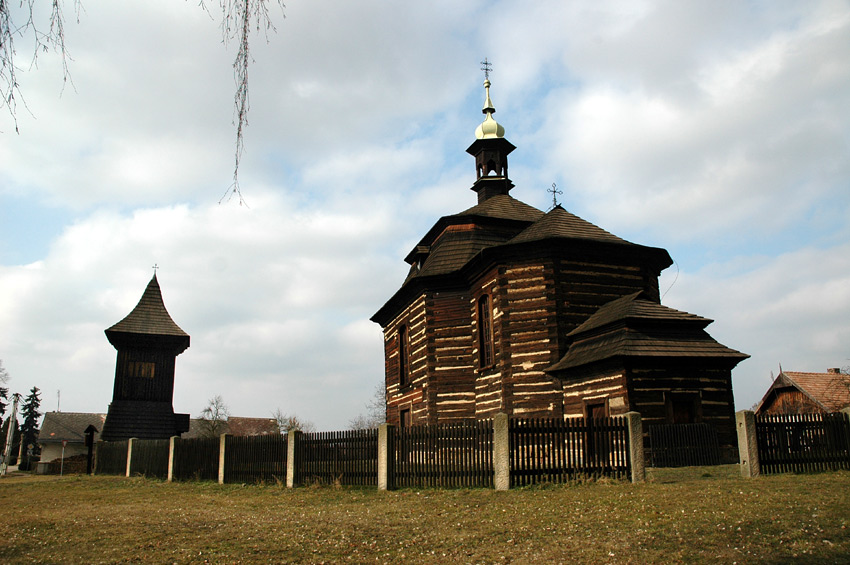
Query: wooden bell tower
[[100, 273, 191, 441]]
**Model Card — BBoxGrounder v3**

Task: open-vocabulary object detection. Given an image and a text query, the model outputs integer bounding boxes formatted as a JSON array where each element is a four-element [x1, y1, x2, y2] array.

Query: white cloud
[[1, 0, 848, 430]]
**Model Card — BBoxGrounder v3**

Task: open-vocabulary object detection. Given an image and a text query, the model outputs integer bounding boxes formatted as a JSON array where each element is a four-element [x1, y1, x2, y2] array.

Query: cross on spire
[[480, 57, 492, 80], [152, 263, 159, 273], [548, 183, 562, 209]]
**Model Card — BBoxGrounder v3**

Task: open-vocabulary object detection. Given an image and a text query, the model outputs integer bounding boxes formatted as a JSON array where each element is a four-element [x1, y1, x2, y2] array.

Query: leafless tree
[[0, 0, 285, 203], [272, 408, 314, 434], [348, 381, 386, 430], [198, 394, 231, 437]]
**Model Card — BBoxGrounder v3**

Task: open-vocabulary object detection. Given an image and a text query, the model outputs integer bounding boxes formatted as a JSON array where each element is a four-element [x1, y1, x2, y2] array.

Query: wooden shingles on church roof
[[106, 274, 188, 338], [508, 205, 629, 246], [454, 194, 545, 223], [567, 292, 711, 336], [405, 227, 513, 283], [548, 292, 748, 372]]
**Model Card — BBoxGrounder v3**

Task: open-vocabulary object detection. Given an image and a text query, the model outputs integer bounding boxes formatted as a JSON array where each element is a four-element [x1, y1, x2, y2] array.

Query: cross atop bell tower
[[466, 60, 516, 203]]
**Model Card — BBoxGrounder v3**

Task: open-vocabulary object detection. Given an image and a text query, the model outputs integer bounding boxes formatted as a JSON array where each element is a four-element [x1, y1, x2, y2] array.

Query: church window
[[398, 325, 409, 386], [478, 295, 494, 368]]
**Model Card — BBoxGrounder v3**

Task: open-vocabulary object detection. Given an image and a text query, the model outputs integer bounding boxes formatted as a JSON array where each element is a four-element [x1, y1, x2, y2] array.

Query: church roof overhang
[[546, 292, 748, 375]]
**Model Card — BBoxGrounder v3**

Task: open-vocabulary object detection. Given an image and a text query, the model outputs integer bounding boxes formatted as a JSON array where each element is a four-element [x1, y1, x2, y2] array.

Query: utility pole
[[1, 393, 21, 475]]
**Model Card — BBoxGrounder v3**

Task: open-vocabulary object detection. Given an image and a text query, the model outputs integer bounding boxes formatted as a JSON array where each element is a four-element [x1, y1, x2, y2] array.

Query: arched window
[[398, 325, 409, 386], [478, 295, 494, 368]]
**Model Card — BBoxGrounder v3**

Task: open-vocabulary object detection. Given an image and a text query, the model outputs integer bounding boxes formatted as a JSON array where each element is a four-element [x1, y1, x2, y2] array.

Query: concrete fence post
[[125, 438, 136, 477], [378, 423, 395, 491], [167, 436, 178, 482], [218, 434, 228, 485], [624, 412, 645, 483], [736, 410, 760, 478], [493, 413, 510, 491], [286, 430, 301, 488]]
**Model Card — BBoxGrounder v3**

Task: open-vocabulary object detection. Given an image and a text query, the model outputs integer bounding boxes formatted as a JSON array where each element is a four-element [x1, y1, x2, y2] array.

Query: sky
[[1, 0, 848, 430]]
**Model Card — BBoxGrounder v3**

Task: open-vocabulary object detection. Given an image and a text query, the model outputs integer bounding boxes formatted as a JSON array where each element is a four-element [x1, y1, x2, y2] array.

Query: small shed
[[37, 412, 106, 474], [755, 368, 850, 415]]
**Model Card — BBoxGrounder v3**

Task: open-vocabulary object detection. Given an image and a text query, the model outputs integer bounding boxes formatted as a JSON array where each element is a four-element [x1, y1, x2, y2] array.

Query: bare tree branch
[[2, 1, 284, 201]]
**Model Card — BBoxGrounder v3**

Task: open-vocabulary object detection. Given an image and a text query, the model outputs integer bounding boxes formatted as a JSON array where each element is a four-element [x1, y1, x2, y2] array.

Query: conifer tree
[[18, 387, 42, 471]]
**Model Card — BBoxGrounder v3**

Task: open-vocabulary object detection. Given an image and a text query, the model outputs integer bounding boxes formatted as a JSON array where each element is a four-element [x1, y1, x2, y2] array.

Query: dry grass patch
[[1, 467, 849, 564]]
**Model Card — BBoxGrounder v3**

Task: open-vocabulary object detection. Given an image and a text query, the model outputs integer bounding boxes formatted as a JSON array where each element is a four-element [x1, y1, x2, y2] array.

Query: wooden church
[[100, 273, 191, 441], [371, 76, 748, 447]]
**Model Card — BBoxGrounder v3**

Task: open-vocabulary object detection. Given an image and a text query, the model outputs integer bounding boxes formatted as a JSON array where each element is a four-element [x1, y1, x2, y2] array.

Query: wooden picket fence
[[94, 414, 638, 487], [297, 429, 378, 486], [755, 412, 850, 474], [128, 438, 169, 479], [393, 420, 493, 488], [510, 417, 631, 486], [224, 434, 288, 485], [647, 423, 721, 467], [94, 439, 128, 475], [172, 437, 220, 481]]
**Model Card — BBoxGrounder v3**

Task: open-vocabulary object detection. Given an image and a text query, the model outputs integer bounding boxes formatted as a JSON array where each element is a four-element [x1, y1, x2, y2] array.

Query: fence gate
[[648, 423, 721, 467]]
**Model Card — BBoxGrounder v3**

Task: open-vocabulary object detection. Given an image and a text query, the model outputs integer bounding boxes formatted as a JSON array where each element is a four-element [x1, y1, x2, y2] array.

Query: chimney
[[827, 368, 841, 374]]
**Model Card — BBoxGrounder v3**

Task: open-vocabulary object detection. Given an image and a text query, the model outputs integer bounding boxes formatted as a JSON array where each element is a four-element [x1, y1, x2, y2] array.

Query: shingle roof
[[106, 274, 188, 337], [454, 194, 545, 222], [508, 205, 630, 246], [39, 412, 106, 444], [548, 293, 748, 372], [761, 371, 850, 412], [567, 291, 711, 336], [406, 226, 513, 282]]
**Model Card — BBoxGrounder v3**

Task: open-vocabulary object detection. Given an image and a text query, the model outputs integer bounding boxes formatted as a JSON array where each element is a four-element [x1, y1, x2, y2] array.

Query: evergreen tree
[[18, 387, 42, 471]]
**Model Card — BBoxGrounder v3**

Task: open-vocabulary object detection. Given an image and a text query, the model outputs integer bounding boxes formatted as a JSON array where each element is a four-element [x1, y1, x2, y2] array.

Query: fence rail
[[225, 434, 287, 485], [648, 423, 721, 468], [297, 429, 378, 486], [129, 439, 170, 479], [92, 412, 645, 488], [510, 417, 630, 486], [94, 440, 129, 475], [394, 420, 493, 488], [755, 412, 850, 474], [172, 437, 220, 482]]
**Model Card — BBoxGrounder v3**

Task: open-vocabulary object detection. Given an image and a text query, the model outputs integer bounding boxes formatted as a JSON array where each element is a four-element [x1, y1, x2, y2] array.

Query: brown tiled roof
[[225, 417, 279, 436], [39, 412, 106, 445], [770, 371, 850, 412], [509, 205, 630, 246], [106, 274, 188, 337], [183, 417, 281, 438], [548, 293, 748, 372], [454, 194, 545, 222]]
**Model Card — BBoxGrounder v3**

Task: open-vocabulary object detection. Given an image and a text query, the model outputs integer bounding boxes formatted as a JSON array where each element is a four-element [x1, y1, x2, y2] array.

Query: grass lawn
[[1, 465, 849, 564]]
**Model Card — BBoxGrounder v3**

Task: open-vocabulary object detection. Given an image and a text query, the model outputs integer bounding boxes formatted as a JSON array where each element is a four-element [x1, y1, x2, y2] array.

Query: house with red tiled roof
[[183, 417, 279, 438], [755, 368, 850, 415]]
